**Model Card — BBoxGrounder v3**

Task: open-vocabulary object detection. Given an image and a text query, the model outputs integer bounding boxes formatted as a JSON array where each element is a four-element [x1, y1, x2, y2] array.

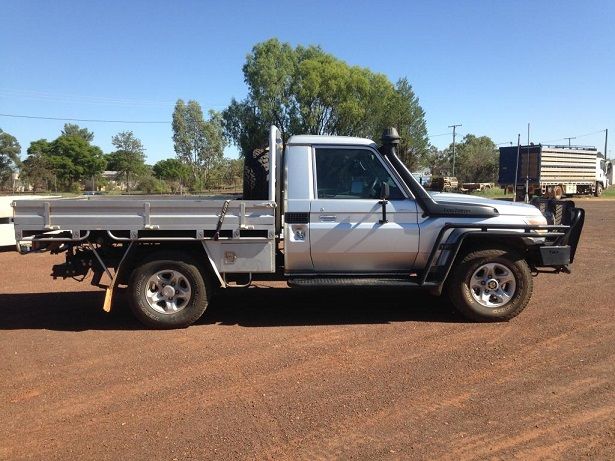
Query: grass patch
[[602, 186, 615, 198], [471, 187, 512, 199]]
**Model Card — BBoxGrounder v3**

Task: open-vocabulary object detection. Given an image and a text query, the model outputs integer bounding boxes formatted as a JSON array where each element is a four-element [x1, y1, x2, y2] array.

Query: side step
[[287, 276, 421, 288]]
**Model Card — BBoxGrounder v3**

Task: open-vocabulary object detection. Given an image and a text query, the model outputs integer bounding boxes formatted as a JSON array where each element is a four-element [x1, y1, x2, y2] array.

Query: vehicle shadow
[[0, 291, 142, 331], [0, 287, 468, 331], [200, 287, 466, 327]]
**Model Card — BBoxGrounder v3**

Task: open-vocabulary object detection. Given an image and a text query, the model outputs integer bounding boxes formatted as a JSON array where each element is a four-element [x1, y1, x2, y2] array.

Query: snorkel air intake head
[[381, 127, 400, 156]]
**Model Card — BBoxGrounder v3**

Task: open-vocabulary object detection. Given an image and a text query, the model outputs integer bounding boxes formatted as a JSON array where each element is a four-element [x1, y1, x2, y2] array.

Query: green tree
[[222, 38, 429, 168], [46, 135, 106, 189], [136, 175, 170, 194], [61, 123, 95, 142], [384, 78, 430, 171], [227, 158, 243, 187], [448, 135, 498, 183], [153, 158, 191, 192], [0, 128, 21, 186], [222, 98, 270, 158], [241, 39, 299, 142], [172, 100, 226, 187], [153, 158, 189, 181], [424, 145, 451, 176], [21, 139, 53, 191], [204, 158, 244, 190], [293, 51, 371, 136], [106, 131, 147, 191]]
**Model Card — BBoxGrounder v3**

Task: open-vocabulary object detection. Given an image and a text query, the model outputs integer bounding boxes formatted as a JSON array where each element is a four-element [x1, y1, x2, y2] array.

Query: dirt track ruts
[[1, 200, 614, 460]]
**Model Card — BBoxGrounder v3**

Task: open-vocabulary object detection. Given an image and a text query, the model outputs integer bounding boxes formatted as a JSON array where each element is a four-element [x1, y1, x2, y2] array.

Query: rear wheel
[[447, 248, 533, 321], [129, 252, 210, 328]]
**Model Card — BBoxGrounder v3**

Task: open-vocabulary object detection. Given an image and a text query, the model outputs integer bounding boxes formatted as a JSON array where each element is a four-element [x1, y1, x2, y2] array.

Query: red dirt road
[[1, 200, 614, 460]]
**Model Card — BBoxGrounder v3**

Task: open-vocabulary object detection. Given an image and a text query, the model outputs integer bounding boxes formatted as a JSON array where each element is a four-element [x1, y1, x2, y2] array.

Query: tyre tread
[[243, 148, 269, 200]]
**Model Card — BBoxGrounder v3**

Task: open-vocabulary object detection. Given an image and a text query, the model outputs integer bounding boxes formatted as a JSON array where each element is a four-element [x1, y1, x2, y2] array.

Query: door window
[[314, 148, 404, 200]]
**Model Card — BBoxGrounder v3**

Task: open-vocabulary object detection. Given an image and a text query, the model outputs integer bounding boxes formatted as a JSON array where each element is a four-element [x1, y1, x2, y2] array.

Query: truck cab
[[276, 128, 576, 276], [282, 134, 420, 273], [596, 154, 612, 195]]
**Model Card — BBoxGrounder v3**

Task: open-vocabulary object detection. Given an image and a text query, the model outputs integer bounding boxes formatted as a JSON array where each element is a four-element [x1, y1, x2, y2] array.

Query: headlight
[[523, 215, 548, 233]]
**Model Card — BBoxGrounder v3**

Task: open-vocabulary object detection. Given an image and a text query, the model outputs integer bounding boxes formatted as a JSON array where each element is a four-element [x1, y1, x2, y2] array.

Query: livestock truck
[[12, 127, 584, 328], [499, 144, 611, 200]]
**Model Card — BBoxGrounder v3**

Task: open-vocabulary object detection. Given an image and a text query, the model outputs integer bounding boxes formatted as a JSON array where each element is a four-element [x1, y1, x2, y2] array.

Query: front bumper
[[531, 198, 585, 267]]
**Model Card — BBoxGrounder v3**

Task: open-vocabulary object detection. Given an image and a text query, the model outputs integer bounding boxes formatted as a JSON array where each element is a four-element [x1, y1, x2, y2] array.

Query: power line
[[0, 88, 229, 109], [429, 131, 453, 138], [0, 88, 175, 107], [0, 113, 170, 124], [0, 113, 466, 137], [572, 129, 607, 139], [541, 129, 607, 144]]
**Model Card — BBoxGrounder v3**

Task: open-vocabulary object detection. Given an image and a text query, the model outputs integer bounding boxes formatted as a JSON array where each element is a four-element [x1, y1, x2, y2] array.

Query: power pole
[[513, 134, 521, 202], [564, 136, 576, 147], [605, 129, 609, 159], [448, 124, 462, 176], [525, 123, 530, 203]]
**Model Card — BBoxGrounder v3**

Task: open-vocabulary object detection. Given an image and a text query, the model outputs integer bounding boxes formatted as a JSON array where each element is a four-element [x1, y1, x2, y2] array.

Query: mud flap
[[101, 241, 134, 313], [103, 286, 113, 312]]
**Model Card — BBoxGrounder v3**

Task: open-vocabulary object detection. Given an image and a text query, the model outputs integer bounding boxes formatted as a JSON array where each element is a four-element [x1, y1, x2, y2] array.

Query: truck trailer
[[499, 144, 610, 200], [12, 127, 584, 328]]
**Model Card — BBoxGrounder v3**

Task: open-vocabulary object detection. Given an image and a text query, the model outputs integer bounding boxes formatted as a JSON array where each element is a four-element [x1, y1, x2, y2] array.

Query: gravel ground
[[1, 200, 613, 460]]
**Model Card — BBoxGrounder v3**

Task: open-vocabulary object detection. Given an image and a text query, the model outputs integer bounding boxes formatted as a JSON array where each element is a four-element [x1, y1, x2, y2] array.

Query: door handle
[[319, 215, 337, 222]]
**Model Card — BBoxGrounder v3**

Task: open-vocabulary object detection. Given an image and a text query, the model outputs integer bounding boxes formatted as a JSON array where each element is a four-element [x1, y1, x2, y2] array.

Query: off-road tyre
[[128, 251, 210, 329], [243, 148, 269, 200], [447, 248, 533, 322]]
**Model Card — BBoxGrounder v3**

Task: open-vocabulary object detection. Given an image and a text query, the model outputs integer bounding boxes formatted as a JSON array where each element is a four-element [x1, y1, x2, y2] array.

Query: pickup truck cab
[[12, 126, 584, 328]]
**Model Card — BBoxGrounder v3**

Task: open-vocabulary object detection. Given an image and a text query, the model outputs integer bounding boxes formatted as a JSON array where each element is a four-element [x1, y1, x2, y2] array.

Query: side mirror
[[380, 182, 390, 200], [378, 182, 390, 224]]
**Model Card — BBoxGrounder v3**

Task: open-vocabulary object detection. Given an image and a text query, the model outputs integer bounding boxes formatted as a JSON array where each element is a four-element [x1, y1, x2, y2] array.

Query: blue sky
[[2, 0, 614, 163]]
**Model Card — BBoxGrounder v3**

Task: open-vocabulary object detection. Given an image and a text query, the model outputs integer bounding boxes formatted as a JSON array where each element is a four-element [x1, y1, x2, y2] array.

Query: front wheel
[[595, 182, 603, 197], [128, 252, 210, 328], [447, 248, 533, 322]]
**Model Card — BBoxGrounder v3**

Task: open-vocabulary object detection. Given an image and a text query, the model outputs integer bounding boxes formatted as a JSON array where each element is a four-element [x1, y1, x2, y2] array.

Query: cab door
[[309, 146, 420, 272]]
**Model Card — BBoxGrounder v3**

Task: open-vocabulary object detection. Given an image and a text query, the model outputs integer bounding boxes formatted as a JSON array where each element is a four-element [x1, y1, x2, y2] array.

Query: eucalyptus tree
[[222, 38, 429, 168]]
